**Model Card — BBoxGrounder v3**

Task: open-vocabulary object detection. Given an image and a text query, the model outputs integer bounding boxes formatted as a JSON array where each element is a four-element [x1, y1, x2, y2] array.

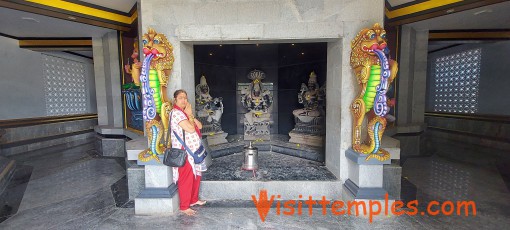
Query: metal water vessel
[[242, 142, 258, 170]]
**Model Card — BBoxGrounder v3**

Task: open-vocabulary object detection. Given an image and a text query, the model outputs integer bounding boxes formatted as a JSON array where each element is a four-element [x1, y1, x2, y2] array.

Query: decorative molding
[[424, 112, 510, 123], [427, 126, 510, 143], [0, 113, 98, 128], [19, 38, 92, 49], [385, 0, 507, 27], [0, 0, 137, 32], [386, 0, 463, 19], [429, 30, 510, 40], [0, 128, 93, 148]]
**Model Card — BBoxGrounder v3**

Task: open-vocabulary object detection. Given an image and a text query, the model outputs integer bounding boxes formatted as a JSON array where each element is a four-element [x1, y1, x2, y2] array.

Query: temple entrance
[[192, 43, 339, 195]]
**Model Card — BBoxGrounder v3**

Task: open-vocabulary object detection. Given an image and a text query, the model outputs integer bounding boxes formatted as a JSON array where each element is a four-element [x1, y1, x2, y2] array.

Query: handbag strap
[[172, 130, 194, 155], [166, 110, 185, 147]]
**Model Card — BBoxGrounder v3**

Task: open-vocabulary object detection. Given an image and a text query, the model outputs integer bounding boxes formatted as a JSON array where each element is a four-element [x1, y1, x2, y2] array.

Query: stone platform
[[201, 151, 341, 200], [203, 151, 335, 181], [125, 134, 339, 202], [209, 134, 324, 162]]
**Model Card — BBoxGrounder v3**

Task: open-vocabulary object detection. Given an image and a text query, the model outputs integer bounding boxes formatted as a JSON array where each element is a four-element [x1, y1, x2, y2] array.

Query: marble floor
[[202, 151, 336, 181], [0, 141, 509, 229]]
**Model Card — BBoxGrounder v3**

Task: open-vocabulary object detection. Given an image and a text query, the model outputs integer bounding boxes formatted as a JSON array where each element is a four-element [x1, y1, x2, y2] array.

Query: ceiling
[[0, 7, 113, 38], [0, 0, 508, 58], [386, 0, 416, 8], [78, 0, 136, 13], [408, 1, 510, 30], [406, 1, 510, 53], [0, 0, 136, 58]]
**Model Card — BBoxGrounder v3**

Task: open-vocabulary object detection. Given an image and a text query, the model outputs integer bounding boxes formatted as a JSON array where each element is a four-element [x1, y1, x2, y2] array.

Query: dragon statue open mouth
[[350, 23, 398, 161], [133, 28, 174, 163]]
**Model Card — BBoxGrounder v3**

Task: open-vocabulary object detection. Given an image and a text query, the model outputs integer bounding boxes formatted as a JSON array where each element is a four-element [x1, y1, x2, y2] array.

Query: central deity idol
[[240, 70, 273, 140]]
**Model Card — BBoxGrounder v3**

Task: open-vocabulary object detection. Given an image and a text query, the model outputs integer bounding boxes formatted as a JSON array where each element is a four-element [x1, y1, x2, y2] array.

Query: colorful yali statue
[[133, 28, 175, 163], [350, 23, 398, 161]]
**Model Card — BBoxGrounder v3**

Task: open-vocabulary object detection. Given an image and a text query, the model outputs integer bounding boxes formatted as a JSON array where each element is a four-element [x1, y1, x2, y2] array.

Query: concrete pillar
[[92, 31, 126, 157], [395, 25, 429, 157], [92, 31, 124, 129], [92, 37, 108, 126], [325, 40, 343, 179], [397, 25, 428, 130]]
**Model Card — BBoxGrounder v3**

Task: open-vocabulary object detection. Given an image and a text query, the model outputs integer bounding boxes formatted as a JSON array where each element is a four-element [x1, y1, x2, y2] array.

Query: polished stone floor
[[202, 151, 336, 181], [1, 141, 510, 229]]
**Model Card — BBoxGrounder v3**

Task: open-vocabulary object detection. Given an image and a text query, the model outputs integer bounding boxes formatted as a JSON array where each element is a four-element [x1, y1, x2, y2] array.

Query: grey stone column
[[92, 31, 126, 157], [92, 32, 123, 129], [397, 25, 428, 129], [395, 25, 429, 156]]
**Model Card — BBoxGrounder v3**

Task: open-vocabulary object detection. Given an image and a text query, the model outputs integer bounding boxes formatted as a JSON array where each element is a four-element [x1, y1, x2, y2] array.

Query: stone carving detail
[[289, 71, 326, 147], [122, 39, 144, 131], [240, 70, 273, 140], [350, 23, 398, 161], [195, 75, 228, 145]]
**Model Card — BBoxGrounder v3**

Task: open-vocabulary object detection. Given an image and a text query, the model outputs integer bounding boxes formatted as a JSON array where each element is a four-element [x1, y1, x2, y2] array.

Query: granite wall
[[193, 43, 327, 135], [0, 118, 98, 156]]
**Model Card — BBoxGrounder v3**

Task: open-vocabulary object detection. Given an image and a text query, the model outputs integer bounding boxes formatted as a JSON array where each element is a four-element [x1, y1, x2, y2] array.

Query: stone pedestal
[[135, 157, 179, 215], [95, 134, 126, 157], [243, 114, 271, 141], [380, 135, 402, 200], [126, 137, 146, 200], [383, 162, 402, 201], [205, 132, 228, 146], [289, 115, 325, 147], [128, 137, 178, 215], [288, 132, 324, 147], [342, 148, 394, 215], [94, 126, 126, 157]]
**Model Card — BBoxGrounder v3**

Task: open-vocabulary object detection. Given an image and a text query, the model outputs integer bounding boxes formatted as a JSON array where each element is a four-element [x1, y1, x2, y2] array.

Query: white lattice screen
[[43, 54, 87, 116], [433, 48, 482, 114]]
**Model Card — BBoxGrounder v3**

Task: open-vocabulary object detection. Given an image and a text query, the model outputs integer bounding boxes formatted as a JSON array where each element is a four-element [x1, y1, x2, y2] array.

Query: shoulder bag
[[163, 111, 187, 167]]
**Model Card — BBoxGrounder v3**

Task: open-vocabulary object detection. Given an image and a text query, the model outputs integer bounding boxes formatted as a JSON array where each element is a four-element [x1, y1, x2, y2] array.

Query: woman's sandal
[[190, 200, 207, 207], [181, 208, 196, 216]]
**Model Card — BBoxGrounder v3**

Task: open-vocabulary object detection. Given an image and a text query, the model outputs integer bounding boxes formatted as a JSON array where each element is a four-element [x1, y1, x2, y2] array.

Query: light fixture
[[21, 17, 39, 23], [473, 9, 493, 15], [209, 52, 213, 56]]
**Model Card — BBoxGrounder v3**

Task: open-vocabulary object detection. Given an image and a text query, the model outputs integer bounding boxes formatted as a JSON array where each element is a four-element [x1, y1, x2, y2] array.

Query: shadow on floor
[[0, 165, 33, 223]]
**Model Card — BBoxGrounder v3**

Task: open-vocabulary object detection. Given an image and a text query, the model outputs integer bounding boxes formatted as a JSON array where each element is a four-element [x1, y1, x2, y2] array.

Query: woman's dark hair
[[173, 89, 187, 99]]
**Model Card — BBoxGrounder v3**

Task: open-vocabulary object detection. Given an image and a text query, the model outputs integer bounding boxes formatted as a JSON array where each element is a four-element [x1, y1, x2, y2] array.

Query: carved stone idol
[[289, 71, 326, 147], [195, 75, 228, 145], [240, 70, 273, 141]]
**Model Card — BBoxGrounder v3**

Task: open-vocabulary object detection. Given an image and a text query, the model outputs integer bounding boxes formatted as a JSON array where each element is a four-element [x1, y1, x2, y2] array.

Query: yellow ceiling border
[[385, 0, 464, 19], [26, 0, 137, 24]]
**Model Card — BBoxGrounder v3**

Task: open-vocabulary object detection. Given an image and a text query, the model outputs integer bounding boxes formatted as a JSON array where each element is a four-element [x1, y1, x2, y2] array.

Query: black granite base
[[202, 151, 336, 181], [110, 176, 134, 208], [400, 177, 417, 204], [209, 134, 324, 162]]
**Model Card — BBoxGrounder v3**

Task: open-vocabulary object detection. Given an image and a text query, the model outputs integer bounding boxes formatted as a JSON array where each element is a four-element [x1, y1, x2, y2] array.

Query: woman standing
[[170, 89, 206, 216]]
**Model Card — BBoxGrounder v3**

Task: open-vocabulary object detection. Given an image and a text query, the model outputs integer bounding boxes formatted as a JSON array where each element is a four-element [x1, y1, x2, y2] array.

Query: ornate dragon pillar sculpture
[[132, 28, 174, 163], [350, 23, 398, 161]]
